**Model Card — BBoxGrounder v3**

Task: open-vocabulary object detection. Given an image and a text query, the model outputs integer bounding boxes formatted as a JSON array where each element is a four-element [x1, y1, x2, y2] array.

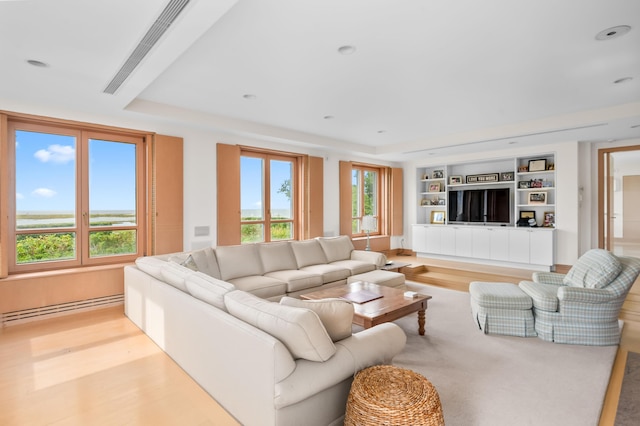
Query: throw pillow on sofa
[[280, 297, 354, 342], [316, 235, 354, 263], [563, 249, 622, 289], [225, 290, 336, 362]]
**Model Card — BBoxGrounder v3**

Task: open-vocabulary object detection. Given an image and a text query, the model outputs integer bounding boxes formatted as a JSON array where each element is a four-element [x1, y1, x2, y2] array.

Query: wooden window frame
[[3, 114, 147, 274], [351, 164, 383, 237]]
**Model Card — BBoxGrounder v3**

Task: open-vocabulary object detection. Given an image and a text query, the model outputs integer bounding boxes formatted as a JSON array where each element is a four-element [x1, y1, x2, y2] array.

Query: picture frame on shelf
[[518, 181, 530, 189], [431, 211, 445, 224], [519, 210, 536, 220], [428, 183, 441, 192], [500, 171, 514, 181], [528, 159, 547, 172], [449, 175, 462, 185], [432, 169, 444, 179], [543, 211, 555, 227], [420, 199, 430, 206], [518, 165, 529, 173], [528, 192, 547, 205]]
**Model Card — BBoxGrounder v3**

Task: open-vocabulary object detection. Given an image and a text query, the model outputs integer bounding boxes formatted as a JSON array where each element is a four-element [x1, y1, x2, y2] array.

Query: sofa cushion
[[264, 269, 323, 293], [185, 272, 235, 311], [135, 256, 167, 280], [280, 297, 354, 342], [225, 290, 336, 362], [228, 275, 287, 299], [317, 236, 354, 263], [330, 259, 375, 275], [299, 264, 351, 284], [563, 249, 622, 289], [160, 261, 197, 292], [216, 244, 264, 281], [290, 239, 328, 268], [258, 242, 298, 273], [189, 247, 222, 279]]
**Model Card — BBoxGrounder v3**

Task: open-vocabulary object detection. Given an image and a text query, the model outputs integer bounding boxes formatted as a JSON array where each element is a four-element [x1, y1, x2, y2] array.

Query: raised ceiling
[[1, 0, 639, 161]]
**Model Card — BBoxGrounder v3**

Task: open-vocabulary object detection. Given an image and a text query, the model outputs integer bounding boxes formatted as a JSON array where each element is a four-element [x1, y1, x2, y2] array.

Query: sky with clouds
[[240, 156, 293, 215], [15, 130, 136, 212]]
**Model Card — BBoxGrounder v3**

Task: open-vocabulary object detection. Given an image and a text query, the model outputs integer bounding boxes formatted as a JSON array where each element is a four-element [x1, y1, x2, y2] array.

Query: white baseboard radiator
[[1, 294, 124, 327]]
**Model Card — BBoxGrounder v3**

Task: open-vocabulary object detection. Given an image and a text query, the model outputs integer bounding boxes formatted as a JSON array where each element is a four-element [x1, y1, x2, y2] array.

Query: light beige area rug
[[386, 282, 617, 426]]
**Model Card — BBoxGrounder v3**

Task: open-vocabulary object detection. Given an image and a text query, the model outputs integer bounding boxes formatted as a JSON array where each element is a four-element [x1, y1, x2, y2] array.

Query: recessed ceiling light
[[242, 94, 257, 100], [337, 45, 356, 55], [613, 77, 633, 84], [26, 59, 48, 68], [631, 124, 640, 129], [508, 141, 518, 145], [595, 25, 631, 41], [323, 115, 334, 120], [377, 130, 387, 134]]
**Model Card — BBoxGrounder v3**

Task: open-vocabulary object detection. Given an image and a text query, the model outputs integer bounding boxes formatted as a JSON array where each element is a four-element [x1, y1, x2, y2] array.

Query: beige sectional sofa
[[124, 236, 407, 426]]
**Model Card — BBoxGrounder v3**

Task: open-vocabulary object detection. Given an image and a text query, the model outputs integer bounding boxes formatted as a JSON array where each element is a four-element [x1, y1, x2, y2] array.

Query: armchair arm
[[532, 272, 565, 285], [351, 250, 387, 268], [558, 286, 614, 304]]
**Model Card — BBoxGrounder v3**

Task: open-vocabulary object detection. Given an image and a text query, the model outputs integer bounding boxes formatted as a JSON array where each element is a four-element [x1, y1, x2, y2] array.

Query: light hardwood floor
[[0, 257, 637, 425]]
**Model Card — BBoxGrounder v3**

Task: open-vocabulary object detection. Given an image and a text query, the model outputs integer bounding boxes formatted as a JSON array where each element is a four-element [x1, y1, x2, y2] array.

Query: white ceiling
[[1, 0, 639, 161]]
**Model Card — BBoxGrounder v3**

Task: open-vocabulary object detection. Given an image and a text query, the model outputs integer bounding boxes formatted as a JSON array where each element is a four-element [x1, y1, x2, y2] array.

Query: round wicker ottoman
[[344, 365, 444, 426]]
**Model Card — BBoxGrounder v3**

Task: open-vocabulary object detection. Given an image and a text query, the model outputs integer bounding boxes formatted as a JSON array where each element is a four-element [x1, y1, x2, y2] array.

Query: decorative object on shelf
[[530, 179, 543, 188], [517, 210, 536, 227], [449, 175, 462, 185], [466, 173, 499, 183], [438, 199, 445, 205], [421, 173, 429, 180], [428, 183, 441, 192], [528, 159, 547, 172], [518, 181, 530, 189], [548, 163, 555, 170], [430, 211, 445, 224], [432, 170, 444, 179], [528, 192, 547, 205], [518, 165, 529, 173], [361, 215, 377, 251], [500, 171, 514, 181], [542, 180, 554, 187], [420, 199, 430, 206], [543, 211, 555, 227]]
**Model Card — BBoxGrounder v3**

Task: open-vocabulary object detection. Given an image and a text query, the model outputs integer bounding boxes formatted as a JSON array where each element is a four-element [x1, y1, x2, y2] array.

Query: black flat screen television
[[448, 188, 511, 225]]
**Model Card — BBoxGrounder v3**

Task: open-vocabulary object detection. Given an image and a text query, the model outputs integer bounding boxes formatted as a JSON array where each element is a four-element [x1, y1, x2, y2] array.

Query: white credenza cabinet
[[411, 224, 555, 269]]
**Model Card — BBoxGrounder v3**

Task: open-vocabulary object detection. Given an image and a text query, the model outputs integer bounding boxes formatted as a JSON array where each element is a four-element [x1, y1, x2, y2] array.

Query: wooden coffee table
[[301, 281, 432, 335]]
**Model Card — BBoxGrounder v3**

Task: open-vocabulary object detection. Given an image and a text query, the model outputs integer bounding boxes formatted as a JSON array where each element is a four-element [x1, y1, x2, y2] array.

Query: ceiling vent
[[103, 0, 191, 95]]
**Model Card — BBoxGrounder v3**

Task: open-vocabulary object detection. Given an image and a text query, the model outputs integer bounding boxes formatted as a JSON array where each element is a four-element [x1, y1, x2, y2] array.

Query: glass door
[[599, 145, 640, 257]]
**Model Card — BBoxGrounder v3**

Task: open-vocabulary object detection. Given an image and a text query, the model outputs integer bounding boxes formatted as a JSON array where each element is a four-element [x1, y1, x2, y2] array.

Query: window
[[352, 165, 380, 235], [240, 151, 298, 244], [7, 120, 145, 272]]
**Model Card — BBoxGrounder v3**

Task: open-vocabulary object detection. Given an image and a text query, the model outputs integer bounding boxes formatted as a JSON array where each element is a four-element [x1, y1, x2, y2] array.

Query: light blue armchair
[[519, 249, 640, 345]]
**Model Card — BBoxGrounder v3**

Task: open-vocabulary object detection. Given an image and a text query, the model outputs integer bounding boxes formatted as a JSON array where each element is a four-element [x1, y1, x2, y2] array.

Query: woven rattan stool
[[344, 365, 444, 426]]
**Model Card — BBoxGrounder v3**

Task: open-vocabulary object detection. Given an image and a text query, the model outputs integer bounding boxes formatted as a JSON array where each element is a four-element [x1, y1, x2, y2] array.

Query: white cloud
[[34, 144, 75, 164], [32, 188, 57, 198], [16, 193, 24, 199], [254, 201, 262, 207]]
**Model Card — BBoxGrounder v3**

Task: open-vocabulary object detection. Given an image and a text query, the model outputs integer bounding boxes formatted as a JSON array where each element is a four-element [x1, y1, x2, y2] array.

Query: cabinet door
[[489, 228, 510, 261], [440, 227, 456, 255], [529, 230, 554, 266], [454, 227, 473, 257], [472, 228, 491, 259], [412, 225, 428, 253], [425, 226, 443, 254], [508, 229, 530, 263]]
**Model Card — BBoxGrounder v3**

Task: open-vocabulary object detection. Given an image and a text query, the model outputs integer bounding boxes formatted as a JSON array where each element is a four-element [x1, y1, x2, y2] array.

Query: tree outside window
[[352, 166, 379, 235]]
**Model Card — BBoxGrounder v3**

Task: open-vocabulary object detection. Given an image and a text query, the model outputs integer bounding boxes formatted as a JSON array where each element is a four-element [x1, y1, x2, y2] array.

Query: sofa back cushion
[[225, 290, 336, 362], [317, 236, 354, 263], [290, 239, 328, 268], [258, 242, 298, 273], [185, 272, 235, 311], [215, 244, 264, 281], [160, 261, 197, 292], [135, 256, 167, 280], [563, 249, 622, 289], [280, 297, 354, 342], [189, 247, 222, 279]]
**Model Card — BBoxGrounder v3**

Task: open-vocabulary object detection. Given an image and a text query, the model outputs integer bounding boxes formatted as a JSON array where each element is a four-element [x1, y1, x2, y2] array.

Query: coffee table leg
[[418, 309, 425, 335]]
